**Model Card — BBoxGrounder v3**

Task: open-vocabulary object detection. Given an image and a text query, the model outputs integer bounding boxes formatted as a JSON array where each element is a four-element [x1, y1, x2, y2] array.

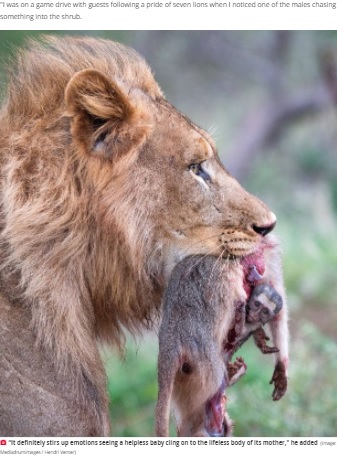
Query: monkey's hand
[[227, 357, 247, 386], [270, 361, 287, 401], [253, 327, 279, 354]]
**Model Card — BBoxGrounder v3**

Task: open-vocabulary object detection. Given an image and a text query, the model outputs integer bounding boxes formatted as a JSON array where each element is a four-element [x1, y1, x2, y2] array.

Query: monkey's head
[[246, 283, 283, 325]]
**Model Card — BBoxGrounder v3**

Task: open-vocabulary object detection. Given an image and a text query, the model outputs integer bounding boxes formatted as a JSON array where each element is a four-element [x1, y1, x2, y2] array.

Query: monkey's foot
[[227, 357, 247, 386], [270, 361, 287, 401]]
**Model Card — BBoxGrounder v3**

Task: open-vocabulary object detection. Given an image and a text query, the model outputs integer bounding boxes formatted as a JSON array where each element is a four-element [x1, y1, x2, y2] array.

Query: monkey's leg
[[253, 327, 279, 354]]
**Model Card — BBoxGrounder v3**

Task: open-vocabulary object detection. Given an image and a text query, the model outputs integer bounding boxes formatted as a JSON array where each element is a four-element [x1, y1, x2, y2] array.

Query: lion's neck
[[86, 229, 166, 348]]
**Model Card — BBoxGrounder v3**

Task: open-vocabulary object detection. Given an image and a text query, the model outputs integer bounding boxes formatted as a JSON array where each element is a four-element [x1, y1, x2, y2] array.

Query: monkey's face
[[247, 283, 283, 325], [247, 292, 277, 324]]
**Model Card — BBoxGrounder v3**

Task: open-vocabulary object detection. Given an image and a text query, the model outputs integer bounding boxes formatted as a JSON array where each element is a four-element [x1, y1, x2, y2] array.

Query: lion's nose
[[252, 215, 276, 237]]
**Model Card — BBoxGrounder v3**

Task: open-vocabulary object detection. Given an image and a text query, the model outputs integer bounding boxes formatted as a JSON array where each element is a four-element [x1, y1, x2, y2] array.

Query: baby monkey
[[238, 283, 283, 355], [156, 253, 284, 437]]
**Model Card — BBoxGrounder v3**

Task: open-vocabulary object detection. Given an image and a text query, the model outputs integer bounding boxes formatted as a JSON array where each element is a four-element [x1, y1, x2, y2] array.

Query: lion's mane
[[0, 36, 165, 435]]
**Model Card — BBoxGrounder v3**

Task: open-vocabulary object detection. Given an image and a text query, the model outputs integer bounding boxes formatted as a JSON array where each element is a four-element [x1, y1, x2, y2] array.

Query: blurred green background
[[1, 31, 337, 436]]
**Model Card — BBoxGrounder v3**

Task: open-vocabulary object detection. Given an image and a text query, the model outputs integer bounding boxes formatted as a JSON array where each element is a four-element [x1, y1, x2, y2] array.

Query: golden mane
[[4, 35, 162, 121], [0, 37, 168, 435], [0, 37, 164, 372]]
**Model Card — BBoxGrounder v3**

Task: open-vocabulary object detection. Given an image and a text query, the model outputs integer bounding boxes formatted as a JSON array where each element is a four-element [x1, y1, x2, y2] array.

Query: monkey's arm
[[253, 327, 279, 354], [268, 307, 288, 401], [263, 236, 289, 401]]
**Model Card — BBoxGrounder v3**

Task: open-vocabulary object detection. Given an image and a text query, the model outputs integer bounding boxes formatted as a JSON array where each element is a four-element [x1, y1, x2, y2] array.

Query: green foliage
[[104, 338, 159, 437], [280, 222, 337, 307]]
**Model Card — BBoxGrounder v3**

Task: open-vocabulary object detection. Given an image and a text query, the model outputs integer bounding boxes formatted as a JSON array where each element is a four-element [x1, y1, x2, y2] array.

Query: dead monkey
[[156, 255, 245, 437], [156, 235, 288, 436], [156, 266, 283, 436]]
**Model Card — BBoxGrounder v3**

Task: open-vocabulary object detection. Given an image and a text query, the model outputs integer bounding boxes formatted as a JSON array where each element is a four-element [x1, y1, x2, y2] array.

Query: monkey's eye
[[189, 162, 211, 182], [262, 307, 270, 316], [254, 300, 262, 309]]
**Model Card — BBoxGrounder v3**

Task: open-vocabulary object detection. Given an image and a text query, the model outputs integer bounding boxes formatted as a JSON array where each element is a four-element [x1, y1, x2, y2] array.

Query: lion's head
[[64, 48, 275, 270]]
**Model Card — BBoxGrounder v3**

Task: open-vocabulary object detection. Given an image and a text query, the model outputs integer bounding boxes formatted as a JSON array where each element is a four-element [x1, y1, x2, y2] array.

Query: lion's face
[[141, 100, 275, 262], [66, 67, 275, 278]]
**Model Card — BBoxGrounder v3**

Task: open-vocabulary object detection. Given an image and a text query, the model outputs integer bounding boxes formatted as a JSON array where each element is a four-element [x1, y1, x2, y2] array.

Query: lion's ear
[[65, 69, 150, 164]]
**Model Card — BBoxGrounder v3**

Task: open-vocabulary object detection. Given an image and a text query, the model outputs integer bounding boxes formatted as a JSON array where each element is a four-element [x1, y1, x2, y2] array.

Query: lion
[[0, 36, 281, 436]]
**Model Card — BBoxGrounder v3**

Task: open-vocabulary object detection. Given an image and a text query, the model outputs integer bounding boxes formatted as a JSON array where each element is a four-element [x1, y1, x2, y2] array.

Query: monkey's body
[[156, 235, 288, 437], [156, 256, 245, 437]]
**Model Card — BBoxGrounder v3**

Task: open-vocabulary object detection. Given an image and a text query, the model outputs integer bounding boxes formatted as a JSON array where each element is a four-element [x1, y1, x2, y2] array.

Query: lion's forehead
[[197, 136, 214, 159], [152, 103, 216, 164], [182, 133, 215, 164]]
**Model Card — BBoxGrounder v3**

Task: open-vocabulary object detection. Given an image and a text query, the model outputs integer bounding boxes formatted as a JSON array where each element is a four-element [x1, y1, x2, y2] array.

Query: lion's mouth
[[219, 216, 276, 258], [240, 243, 266, 296], [220, 237, 260, 258]]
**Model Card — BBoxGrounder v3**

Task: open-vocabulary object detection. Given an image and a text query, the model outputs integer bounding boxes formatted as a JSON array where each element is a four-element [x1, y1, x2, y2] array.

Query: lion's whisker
[[183, 242, 227, 276], [159, 232, 227, 273]]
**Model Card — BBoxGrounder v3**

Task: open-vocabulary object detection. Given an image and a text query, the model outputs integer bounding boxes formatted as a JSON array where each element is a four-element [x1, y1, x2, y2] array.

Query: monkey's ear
[[65, 69, 150, 166]]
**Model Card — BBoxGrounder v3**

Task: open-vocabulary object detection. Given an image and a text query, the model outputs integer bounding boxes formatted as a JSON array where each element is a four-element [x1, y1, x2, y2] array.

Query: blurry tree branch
[[136, 31, 335, 182], [226, 85, 331, 180], [225, 31, 332, 180], [320, 49, 337, 108]]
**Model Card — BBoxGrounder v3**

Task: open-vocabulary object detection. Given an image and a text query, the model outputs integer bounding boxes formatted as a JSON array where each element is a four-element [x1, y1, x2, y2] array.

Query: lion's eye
[[189, 163, 211, 182]]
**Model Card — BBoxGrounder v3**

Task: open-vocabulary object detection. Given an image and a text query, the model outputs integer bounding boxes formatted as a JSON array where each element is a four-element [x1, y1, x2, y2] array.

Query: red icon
[[0, 440, 6, 446]]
